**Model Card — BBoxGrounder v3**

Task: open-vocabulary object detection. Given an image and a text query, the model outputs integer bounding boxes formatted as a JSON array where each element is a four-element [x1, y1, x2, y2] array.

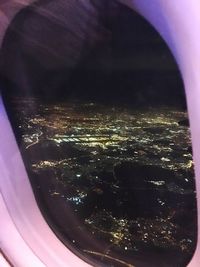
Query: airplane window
[[0, 1, 197, 266]]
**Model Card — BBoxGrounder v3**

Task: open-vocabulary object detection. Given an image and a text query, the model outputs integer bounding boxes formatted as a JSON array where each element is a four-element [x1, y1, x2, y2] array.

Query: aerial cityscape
[[0, 0, 196, 266], [9, 97, 197, 267]]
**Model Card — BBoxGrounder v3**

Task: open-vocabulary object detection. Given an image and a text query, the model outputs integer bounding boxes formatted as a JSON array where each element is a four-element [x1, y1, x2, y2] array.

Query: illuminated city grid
[[12, 97, 197, 266]]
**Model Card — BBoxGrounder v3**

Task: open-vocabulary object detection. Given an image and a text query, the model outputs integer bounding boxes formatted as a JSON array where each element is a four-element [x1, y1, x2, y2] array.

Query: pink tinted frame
[[0, 0, 200, 266]]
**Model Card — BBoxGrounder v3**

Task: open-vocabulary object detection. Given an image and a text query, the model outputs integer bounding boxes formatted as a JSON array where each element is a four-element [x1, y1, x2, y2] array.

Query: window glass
[[1, 1, 197, 266]]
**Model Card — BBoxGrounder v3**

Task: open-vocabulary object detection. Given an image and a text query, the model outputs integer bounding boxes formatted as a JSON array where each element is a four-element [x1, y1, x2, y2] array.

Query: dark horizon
[[0, 2, 186, 108]]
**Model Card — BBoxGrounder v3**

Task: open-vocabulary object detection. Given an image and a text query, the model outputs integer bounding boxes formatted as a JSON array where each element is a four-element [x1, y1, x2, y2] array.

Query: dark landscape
[[8, 97, 197, 267]]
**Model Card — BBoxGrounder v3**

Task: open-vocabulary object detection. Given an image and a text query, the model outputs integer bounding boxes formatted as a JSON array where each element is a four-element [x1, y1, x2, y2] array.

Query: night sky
[[0, 1, 186, 108], [69, 5, 185, 107]]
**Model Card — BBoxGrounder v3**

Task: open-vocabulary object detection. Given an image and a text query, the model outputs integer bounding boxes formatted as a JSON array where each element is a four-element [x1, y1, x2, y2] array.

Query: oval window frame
[[0, 1, 200, 266]]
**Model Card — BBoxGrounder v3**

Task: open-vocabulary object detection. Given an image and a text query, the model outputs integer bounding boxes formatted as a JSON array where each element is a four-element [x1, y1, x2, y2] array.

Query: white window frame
[[1, 1, 200, 266]]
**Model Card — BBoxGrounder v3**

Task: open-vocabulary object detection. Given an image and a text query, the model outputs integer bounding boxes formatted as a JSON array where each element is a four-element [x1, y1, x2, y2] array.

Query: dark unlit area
[[1, 0, 185, 107]]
